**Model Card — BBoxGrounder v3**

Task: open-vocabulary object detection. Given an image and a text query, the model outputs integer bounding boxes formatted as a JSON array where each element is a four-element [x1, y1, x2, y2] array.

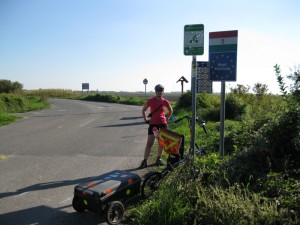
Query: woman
[[139, 84, 173, 169]]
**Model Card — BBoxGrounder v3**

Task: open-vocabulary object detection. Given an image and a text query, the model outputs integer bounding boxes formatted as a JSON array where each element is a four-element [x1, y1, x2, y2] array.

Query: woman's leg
[[143, 134, 155, 160]]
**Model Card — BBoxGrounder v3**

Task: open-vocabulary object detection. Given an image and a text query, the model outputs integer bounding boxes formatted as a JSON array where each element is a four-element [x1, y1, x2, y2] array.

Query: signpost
[[82, 83, 89, 94], [184, 24, 204, 158], [209, 30, 238, 156], [143, 78, 148, 99], [176, 76, 188, 94]]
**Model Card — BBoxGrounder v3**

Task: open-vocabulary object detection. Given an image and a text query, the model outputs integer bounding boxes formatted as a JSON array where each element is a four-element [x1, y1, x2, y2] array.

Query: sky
[[1, 0, 299, 94]]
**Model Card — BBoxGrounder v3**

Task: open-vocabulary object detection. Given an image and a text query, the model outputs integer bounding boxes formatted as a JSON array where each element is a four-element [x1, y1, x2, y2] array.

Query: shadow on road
[[0, 176, 97, 200], [125, 163, 158, 172], [0, 205, 106, 225], [0, 167, 156, 225], [98, 121, 145, 128], [120, 116, 143, 120], [98, 116, 145, 128]]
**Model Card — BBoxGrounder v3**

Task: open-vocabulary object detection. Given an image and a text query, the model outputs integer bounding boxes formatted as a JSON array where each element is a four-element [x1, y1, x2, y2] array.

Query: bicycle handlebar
[[172, 115, 208, 133], [172, 115, 189, 124]]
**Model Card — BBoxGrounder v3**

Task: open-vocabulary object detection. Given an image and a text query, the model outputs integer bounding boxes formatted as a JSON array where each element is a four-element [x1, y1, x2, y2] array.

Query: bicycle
[[141, 114, 208, 199]]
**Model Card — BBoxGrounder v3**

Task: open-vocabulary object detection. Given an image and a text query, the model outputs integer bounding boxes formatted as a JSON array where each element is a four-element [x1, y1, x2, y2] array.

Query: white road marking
[[59, 197, 72, 204], [17, 192, 29, 196], [79, 119, 95, 127]]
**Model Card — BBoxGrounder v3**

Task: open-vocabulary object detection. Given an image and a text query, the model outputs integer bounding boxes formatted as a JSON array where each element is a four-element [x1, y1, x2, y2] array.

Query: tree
[[230, 84, 250, 94], [252, 83, 268, 95], [274, 64, 288, 96], [0, 79, 23, 93], [287, 65, 300, 101]]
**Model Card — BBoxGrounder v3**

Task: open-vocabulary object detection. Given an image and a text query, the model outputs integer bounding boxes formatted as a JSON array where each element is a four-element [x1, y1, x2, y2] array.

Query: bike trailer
[[72, 170, 141, 224]]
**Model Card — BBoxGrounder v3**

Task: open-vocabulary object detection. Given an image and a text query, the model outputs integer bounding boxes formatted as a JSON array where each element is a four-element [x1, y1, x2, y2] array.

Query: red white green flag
[[209, 30, 238, 53]]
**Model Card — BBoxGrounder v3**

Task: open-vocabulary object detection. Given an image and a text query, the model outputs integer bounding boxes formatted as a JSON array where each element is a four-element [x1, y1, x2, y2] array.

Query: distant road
[[0, 99, 147, 225]]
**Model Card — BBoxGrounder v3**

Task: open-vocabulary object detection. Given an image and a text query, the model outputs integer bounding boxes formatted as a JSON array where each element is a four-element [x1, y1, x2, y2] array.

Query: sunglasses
[[156, 89, 164, 92]]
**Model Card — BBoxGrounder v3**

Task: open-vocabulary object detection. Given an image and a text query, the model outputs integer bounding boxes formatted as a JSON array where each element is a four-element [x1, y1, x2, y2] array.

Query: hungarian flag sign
[[209, 30, 238, 81], [158, 128, 183, 155]]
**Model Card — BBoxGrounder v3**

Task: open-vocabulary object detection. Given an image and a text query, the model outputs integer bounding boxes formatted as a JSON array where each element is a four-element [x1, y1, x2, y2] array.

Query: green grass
[[0, 113, 18, 126], [0, 93, 50, 125]]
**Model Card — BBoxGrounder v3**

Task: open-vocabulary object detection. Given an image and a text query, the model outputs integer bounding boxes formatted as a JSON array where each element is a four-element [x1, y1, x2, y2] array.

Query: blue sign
[[82, 83, 90, 90], [209, 52, 237, 81]]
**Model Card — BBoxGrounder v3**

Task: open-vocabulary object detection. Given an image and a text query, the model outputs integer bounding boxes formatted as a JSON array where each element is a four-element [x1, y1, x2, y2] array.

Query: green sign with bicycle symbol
[[184, 24, 204, 55]]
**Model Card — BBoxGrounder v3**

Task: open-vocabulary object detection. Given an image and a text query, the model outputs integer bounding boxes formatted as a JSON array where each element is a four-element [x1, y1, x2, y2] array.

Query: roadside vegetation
[[0, 64, 299, 224], [0, 81, 52, 125], [128, 64, 300, 225]]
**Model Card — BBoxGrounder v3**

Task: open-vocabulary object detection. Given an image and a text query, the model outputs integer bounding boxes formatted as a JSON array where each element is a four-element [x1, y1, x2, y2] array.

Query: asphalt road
[[0, 99, 148, 225]]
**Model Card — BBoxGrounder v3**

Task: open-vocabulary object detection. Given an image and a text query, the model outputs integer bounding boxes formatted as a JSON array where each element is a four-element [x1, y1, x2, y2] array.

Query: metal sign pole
[[191, 55, 197, 157], [184, 24, 204, 160], [219, 81, 226, 156], [143, 78, 148, 99], [209, 30, 238, 157]]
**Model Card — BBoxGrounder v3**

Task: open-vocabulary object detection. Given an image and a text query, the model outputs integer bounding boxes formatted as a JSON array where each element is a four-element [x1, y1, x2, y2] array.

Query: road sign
[[82, 83, 89, 90], [209, 30, 238, 81], [143, 78, 148, 85], [196, 61, 212, 93], [184, 24, 204, 55]]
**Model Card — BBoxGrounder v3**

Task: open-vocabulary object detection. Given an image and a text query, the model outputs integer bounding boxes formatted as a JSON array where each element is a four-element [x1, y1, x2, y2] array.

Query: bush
[[225, 94, 247, 120], [83, 93, 120, 103], [0, 94, 26, 112], [175, 92, 220, 120], [0, 93, 50, 114], [260, 105, 300, 171], [192, 184, 292, 225], [175, 92, 192, 110], [130, 170, 295, 225], [119, 96, 146, 105]]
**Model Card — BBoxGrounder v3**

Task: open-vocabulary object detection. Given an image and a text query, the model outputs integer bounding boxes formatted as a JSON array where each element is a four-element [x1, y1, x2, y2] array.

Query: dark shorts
[[148, 124, 168, 135]]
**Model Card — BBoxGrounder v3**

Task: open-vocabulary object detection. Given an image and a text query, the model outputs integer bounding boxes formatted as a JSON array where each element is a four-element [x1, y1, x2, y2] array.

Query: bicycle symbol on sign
[[189, 34, 199, 44]]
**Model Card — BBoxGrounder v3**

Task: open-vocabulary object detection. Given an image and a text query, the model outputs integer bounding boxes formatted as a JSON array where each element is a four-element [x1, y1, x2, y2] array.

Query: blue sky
[[1, 0, 299, 93]]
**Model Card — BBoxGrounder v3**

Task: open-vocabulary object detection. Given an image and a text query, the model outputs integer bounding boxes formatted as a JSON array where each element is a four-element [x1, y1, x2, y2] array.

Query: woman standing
[[139, 84, 173, 169]]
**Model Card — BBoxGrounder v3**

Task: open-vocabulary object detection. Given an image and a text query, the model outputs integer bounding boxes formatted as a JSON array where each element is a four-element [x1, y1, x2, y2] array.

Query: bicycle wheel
[[141, 171, 162, 199]]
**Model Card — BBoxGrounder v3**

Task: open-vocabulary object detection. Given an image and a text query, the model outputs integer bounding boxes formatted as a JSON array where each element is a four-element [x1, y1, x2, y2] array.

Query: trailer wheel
[[106, 201, 124, 225], [72, 197, 85, 212]]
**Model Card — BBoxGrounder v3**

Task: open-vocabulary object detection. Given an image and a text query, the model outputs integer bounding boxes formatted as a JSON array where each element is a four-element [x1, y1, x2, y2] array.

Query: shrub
[[225, 94, 247, 120], [175, 92, 220, 120], [83, 93, 120, 103], [119, 96, 146, 105], [130, 170, 295, 225], [260, 105, 300, 171], [175, 92, 192, 110], [0, 94, 26, 112]]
